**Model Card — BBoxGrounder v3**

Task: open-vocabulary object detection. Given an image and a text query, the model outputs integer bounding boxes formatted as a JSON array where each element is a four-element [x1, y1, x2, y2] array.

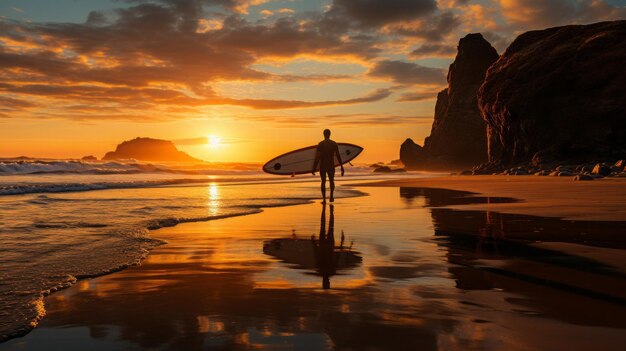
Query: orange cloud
[[499, 0, 626, 27], [368, 60, 446, 86]]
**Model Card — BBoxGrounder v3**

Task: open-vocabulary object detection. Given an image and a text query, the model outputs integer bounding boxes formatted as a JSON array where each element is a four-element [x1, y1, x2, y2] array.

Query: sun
[[207, 135, 222, 148]]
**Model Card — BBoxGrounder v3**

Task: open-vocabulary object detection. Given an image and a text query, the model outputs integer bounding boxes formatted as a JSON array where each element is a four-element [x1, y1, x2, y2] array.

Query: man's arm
[[335, 144, 344, 176], [312, 146, 320, 175]]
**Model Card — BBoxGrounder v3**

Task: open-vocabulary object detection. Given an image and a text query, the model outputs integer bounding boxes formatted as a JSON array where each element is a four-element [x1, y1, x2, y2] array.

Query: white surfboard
[[263, 143, 363, 175]]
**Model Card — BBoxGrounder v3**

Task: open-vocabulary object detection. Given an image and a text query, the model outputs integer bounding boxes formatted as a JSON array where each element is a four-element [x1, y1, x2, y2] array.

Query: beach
[[2, 176, 626, 350], [365, 175, 626, 221]]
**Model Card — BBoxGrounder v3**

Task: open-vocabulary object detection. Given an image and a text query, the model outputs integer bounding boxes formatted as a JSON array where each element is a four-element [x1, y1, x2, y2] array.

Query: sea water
[[0, 159, 418, 341]]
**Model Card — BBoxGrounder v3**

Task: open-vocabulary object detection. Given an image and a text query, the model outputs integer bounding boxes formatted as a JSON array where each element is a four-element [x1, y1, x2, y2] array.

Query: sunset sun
[[207, 135, 222, 148]]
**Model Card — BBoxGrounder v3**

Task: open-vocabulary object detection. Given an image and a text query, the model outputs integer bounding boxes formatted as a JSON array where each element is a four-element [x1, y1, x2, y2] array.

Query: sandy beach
[[2, 176, 626, 351], [363, 175, 626, 221]]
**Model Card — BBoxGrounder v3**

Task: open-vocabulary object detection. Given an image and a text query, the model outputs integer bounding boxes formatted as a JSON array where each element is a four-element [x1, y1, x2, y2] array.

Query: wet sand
[[2, 184, 626, 351], [364, 175, 626, 221]]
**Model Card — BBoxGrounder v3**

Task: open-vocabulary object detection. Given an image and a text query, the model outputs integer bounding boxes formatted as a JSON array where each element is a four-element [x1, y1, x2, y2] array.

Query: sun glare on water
[[207, 135, 222, 148]]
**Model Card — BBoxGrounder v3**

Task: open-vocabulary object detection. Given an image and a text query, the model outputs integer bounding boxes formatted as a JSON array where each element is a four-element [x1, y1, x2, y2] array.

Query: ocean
[[0, 158, 418, 341]]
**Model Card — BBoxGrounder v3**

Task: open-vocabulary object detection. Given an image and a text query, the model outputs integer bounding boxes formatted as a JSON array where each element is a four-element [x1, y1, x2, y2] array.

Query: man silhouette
[[312, 129, 344, 203]]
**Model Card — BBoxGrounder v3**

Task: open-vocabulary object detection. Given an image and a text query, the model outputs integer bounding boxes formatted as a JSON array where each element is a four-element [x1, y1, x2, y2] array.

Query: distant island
[[103, 137, 202, 163]]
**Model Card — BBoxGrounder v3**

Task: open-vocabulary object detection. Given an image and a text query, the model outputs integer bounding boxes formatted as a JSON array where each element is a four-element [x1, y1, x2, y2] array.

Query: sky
[[1, 0, 624, 162]]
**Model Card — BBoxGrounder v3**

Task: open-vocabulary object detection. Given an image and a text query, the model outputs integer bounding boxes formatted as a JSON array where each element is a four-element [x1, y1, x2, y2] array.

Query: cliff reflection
[[400, 187, 626, 328], [263, 205, 362, 289]]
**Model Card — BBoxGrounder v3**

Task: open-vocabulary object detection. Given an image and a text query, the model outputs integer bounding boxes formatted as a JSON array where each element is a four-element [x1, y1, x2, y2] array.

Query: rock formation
[[103, 137, 201, 162], [478, 21, 626, 166], [399, 138, 424, 169], [401, 33, 499, 170]]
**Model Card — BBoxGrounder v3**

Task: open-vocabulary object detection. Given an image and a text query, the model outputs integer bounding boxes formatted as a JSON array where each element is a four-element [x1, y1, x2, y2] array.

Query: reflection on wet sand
[[400, 187, 626, 328], [3, 186, 626, 350], [263, 205, 362, 289]]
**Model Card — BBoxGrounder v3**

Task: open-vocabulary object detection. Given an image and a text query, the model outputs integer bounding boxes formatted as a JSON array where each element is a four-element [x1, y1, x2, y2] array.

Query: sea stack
[[103, 137, 202, 162], [401, 33, 499, 170], [478, 21, 626, 167]]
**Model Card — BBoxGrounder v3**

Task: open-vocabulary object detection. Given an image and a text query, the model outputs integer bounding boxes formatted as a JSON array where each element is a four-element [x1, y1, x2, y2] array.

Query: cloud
[[213, 15, 379, 59], [0, 96, 36, 109], [217, 88, 393, 109], [410, 43, 456, 58], [0, 82, 392, 116], [396, 92, 438, 102], [173, 136, 244, 145], [368, 60, 446, 86], [0, 0, 392, 120], [389, 11, 461, 41], [327, 0, 437, 27], [499, 0, 626, 28], [246, 113, 434, 127], [173, 136, 209, 145]]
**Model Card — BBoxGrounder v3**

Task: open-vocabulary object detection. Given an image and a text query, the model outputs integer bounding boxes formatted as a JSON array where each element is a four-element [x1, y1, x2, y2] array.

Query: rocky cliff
[[401, 33, 498, 170], [478, 21, 626, 167], [103, 137, 201, 162]]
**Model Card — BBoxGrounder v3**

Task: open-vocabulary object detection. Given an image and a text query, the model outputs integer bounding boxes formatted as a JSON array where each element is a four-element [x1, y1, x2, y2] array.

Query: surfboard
[[263, 143, 363, 175]]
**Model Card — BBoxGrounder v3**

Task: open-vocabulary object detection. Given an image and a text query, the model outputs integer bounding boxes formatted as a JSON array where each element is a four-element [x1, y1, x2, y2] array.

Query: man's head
[[323, 129, 331, 139]]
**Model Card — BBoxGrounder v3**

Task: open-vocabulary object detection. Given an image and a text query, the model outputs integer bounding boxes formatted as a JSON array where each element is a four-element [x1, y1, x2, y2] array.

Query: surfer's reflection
[[263, 205, 361, 289], [318, 204, 337, 289]]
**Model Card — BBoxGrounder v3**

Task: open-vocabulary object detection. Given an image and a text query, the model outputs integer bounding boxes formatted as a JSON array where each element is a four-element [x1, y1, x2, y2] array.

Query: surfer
[[312, 129, 344, 203]]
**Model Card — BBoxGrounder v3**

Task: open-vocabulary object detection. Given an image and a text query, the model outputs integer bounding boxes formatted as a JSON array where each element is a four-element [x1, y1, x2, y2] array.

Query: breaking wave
[[0, 159, 262, 176]]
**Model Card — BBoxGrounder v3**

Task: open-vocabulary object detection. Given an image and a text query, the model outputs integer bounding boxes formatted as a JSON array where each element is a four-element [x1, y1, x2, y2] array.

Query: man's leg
[[320, 170, 327, 203], [328, 169, 336, 202]]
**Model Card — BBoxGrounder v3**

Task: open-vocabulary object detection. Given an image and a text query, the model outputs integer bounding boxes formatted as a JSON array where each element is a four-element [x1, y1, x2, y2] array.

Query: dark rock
[[471, 162, 504, 175], [508, 168, 529, 175], [550, 171, 572, 177], [575, 163, 595, 172], [460, 170, 472, 175], [103, 137, 202, 162], [574, 174, 594, 181], [591, 163, 612, 176], [531, 152, 545, 167], [399, 138, 425, 169], [581, 164, 596, 173], [478, 21, 626, 166], [402, 33, 498, 170], [556, 165, 575, 172], [373, 166, 391, 173], [373, 166, 406, 173], [81, 155, 98, 161]]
